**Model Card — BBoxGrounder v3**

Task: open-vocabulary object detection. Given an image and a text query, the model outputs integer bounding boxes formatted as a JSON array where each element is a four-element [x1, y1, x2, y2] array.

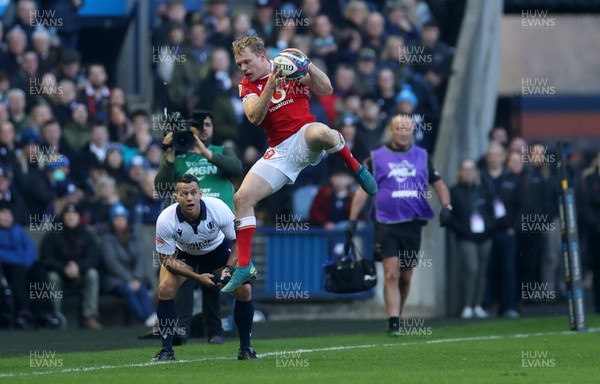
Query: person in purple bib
[[347, 114, 452, 336]]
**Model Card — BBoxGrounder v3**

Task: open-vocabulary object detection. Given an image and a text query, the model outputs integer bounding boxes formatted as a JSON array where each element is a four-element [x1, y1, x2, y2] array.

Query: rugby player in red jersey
[[222, 35, 377, 293]]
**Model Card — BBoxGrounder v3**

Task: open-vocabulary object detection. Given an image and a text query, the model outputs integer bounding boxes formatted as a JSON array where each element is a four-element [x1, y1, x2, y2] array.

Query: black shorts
[[374, 220, 425, 267], [176, 239, 231, 274]]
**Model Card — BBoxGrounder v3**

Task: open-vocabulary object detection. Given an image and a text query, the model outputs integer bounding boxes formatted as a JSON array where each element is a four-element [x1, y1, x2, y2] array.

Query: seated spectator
[[39, 119, 78, 167], [105, 144, 129, 184], [107, 105, 134, 143], [8, 50, 39, 102], [0, 165, 29, 226], [32, 28, 58, 75], [41, 203, 103, 329], [42, 156, 85, 216], [363, 12, 386, 55], [123, 110, 160, 156], [131, 169, 163, 225], [108, 87, 129, 115], [355, 48, 379, 95], [446, 159, 496, 319], [0, 121, 19, 166], [0, 200, 63, 329], [4, 28, 28, 75], [24, 102, 54, 137], [196, 48, 233, 112], [119, 155, 147, 208], [368, 68, 398, 121], [7, 89, 28, 137], [85, 175, 120, 234], [309, 14, 338, 74], [78, 120, 111, 179], [63, 103, 90, 152], [384, 1, 420, 43], [100, 204, 157, 326], [79, 63, 111, 124], [337, 112, 369, 163], [52, 79, 78, 127], [357, 96, 385, 151], [57, 49, 85, 87], [309, 166, 355, 229]]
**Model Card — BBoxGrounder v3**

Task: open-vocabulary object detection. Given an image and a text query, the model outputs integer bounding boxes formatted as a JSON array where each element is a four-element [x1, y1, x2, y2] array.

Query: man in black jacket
[[40, 203, 103, 329]]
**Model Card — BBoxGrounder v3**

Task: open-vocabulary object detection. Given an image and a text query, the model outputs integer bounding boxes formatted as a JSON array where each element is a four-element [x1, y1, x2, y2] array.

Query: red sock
[[236, 220, 256, 267], [335, 145, 360, 172]]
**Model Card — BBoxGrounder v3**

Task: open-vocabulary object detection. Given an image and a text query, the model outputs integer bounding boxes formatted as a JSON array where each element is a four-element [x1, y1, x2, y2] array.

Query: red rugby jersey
[[239, 69, 315, 147]]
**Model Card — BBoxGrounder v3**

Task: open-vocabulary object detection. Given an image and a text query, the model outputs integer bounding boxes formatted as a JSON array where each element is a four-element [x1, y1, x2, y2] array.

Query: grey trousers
[[47, 268, 100, 318], [458, 239, 492, 307]]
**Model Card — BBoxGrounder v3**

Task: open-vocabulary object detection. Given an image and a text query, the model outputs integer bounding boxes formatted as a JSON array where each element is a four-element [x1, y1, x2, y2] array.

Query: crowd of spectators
[[0, 0, 598, 329]]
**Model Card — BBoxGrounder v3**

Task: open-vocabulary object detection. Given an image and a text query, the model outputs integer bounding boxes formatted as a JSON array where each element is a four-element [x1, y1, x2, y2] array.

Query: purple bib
[[372, 145, 434, 223]]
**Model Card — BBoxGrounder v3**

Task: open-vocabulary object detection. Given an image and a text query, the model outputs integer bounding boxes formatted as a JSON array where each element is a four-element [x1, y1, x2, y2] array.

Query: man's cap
[[109, 203, 130, 221], [44, 156, 71, 171], [358, 48, 376, 61]]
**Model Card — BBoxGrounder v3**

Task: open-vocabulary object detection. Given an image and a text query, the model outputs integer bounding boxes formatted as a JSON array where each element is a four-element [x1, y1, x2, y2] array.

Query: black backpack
[[324, 240, 377, 294]]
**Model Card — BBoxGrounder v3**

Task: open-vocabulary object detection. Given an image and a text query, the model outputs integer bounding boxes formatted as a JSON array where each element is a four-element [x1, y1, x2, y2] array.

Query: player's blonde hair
[[232, 35, 265, 57]]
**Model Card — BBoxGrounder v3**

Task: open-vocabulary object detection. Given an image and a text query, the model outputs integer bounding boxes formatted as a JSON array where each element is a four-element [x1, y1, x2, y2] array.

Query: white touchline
[[2, 327, 597, 378]]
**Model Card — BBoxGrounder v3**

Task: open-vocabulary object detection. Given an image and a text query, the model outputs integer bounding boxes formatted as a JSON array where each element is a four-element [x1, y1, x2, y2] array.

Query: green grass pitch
[[1, 315, 598, 384]]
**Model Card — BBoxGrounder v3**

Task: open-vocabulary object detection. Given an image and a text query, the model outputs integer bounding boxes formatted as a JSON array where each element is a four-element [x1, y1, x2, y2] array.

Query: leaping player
[[221, 35, 377, 293]]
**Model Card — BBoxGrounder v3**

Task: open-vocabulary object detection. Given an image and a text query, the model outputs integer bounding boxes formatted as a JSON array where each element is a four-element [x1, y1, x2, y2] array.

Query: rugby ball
[[273, 49, 310, 80]]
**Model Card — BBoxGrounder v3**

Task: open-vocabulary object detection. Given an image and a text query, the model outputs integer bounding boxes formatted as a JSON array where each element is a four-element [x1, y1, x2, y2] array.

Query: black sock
[[389, 317, 400, 328], [234, 299, 254, 349], [157, 299, 177, 350]]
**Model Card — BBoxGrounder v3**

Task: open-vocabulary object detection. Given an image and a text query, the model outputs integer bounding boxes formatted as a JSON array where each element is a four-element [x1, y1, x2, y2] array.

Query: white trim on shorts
[[249, 123, 326, 193]]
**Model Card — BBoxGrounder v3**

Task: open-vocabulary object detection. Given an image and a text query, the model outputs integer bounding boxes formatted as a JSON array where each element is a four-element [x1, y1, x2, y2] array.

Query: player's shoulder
[[157, 204, 178, 224]]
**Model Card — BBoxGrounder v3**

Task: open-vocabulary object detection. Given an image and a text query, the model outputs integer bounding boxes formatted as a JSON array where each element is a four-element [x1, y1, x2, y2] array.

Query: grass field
[[1, 315, 598, 384]]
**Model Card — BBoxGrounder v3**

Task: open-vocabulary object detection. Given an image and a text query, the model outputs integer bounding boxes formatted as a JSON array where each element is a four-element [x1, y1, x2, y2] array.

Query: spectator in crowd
[[339, 0, 369, 33], [63, 103, 90, 152], [104, 144, 129, 185], [0, 121, 19, 166], [310, 14, 338, 74], [31, 28, 56, 75], [196, 48, 233, 112], [131, 169, 163, 225], [8, 50, 39, 100], [4, 27, 29, 75], [210, 69, 252, 146], [0, 200, 60, 329], [309, 166, 355, 228], [6, 0, 37, 44], [446, 159, 496, 319], [347, 114, 451, 336], [213, 11, 253, 50], [78, 120, 111, 178], [413, 20, 454, 104], [108, 87, 129, 116], [100, 203, 157, 326], [186, 23, 211, 68], [52, 79, 78, 127], [357, 95, 385, 151], [123, 110, 161, 156], [480, 142, 522, 318], [57, 49, 85, 86], [363, 12, 386, 55], [152, 0, 188, 47], [338, 112, 369, 163], [85, 175, 120, 234], [155, 110, 242, 345], [202, 0, 231, 44], [320, 65, 357, 124], [120, 155, 147, 208], [79, 63, 111, 124], [39, 118, 78, 164], [0, 165, 28, 226], [40, 0, 84, 49], [157, 23, 195, 113], [7, 88, 28, 136], [355, 47, 378, 95], [384, 1, 421, 43], [251, 0, 276, 45], [16, 134, 54, 217], [580, 150, 600, 313], [41, 203, 103, 329], [476, 126, 511, 170], [107, 105, 134, 143], [42, 156, 85, 216], [368, 68, 398, 121]]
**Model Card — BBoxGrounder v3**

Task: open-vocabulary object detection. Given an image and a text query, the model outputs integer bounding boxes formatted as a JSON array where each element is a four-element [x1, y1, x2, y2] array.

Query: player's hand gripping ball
[[273, 48, 310, 80]]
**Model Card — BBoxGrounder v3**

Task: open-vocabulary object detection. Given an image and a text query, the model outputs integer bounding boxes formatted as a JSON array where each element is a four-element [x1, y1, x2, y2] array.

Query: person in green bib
[[155, 110, 242, 345]]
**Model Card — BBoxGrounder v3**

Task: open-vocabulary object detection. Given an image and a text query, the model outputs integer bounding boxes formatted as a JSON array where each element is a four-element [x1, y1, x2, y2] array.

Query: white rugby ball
[[273, 51, 309, 80]]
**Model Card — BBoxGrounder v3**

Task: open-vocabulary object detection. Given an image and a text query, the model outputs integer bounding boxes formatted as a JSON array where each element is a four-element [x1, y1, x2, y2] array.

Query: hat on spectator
[[129, 155, 149, 170], [358, 48, 376, 62], [44, 155, 71, 172], [337, 112, 359, 129], [109, 203, 129, 221], [255, 0, 273, 8], [395, 86, 418, 107], [20, 130, 42, 146]]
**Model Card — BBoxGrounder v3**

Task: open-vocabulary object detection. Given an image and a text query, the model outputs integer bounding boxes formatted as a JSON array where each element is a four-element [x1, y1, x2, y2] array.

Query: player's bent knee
[[156, 283, 177, 300], [233, 284, 252, 301], [234, 190, 255, 209]]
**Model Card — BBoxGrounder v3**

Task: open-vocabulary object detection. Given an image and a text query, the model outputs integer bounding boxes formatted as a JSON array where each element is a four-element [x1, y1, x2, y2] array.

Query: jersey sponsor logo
[[186, 165, 218, 175], [387, 161, 416, 183], [263, 148, 275, 159]]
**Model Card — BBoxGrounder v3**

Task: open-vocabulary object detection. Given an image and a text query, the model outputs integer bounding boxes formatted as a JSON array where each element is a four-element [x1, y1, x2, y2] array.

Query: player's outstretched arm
[[159, 253, 217, 287], [300, 62, 333, 96], [244, 66, 283, 125]]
